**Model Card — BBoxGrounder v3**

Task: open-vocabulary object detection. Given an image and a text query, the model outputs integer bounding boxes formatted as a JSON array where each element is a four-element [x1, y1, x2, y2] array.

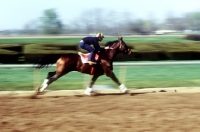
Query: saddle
[[78, 52, 99, 64], [78, 52, 100, 75]]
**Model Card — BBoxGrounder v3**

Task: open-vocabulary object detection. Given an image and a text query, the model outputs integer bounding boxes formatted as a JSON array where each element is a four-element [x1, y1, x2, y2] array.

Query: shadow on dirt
[[27, 90, 157, 99], [74, 91, 156, 97]]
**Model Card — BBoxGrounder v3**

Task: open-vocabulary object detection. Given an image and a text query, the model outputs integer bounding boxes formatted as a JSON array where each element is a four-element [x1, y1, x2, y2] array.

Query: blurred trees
[[23, 19, 39, 34], [78, 8, 111, 34], [185, 12, 200, 31], [39, 8, 63, 34], [1, 8, 200, 35], [61, 9, 200, 35]]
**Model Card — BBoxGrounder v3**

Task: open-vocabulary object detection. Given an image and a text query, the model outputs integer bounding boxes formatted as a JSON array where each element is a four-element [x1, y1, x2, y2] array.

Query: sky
[[0, 0, 200, 30]]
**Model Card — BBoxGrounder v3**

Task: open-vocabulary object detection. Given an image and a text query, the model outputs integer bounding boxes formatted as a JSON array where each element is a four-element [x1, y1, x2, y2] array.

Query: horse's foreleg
[[104, 69, 128, 93], [84, 75, 99, 95]]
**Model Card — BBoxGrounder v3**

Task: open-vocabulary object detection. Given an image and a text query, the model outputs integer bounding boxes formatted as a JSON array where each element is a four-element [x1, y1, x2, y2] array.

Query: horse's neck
[[104, 49, 118, 61]]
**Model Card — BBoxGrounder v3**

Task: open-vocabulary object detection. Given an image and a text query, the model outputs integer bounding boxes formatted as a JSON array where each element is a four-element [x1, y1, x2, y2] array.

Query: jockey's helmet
[[96, 33, 104, 41]]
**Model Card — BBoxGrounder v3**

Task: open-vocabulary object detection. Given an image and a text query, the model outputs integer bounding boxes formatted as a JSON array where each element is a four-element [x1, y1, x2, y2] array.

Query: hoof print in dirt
[[29, 94, 39, 99], [159, 90, 167, 92]]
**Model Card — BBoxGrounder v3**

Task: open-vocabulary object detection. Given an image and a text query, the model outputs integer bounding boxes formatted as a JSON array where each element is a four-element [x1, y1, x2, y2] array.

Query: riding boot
[[88, 50, 96, 65]]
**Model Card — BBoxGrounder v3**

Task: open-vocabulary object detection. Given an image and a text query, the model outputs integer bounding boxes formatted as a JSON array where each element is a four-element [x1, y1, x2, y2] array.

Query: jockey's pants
[[79, 41, 95, 61]]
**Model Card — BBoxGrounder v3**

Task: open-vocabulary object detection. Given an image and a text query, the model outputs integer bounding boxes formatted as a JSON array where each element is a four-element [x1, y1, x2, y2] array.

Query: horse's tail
[[33, 55, 61, 69]]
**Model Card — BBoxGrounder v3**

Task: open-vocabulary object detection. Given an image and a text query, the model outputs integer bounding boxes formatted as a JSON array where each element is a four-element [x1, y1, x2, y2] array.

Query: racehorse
[[34, 37, 132, 95]]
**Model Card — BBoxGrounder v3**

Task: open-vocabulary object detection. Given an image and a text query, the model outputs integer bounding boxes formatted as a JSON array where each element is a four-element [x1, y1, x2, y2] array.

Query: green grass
[[1, 63, 200, 91]]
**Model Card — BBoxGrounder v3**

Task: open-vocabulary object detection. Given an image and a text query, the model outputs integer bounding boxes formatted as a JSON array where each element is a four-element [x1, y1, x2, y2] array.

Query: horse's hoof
[[123, 89, 130, 94], [34, 87, 44, 95], [84, 91, 99, 96], [36, 91, 44, 95], [36, 86, 45, 93], [35, 86, 41, 92]]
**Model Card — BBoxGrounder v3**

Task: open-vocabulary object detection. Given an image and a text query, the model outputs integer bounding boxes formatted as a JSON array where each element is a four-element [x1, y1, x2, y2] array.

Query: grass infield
[[1, 63, 200, 91]]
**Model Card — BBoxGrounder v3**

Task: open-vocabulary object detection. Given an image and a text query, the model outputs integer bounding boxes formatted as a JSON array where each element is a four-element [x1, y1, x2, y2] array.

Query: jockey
[[79, 33, 104, 65]]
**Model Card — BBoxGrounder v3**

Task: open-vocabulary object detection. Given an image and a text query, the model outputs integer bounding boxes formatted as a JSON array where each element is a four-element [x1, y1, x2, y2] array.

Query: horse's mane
[[105, 40, 118, 47]]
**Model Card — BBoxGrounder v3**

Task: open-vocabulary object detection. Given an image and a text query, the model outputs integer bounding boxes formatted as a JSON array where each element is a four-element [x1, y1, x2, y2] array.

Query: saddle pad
[[78, 52, 99, 63]]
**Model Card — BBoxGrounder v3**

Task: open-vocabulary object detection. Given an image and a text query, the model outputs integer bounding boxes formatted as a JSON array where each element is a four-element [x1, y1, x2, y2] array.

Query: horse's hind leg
[[38, 71, 63, 92], [84, 74, 99, 95]]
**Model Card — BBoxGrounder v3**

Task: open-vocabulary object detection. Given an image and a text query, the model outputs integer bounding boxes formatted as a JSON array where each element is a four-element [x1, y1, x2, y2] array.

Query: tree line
[[1, 8, 200, 35]]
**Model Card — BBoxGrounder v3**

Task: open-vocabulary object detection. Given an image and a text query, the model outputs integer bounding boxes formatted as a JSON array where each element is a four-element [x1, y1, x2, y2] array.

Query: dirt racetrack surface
[[1, 89, 200, 132]]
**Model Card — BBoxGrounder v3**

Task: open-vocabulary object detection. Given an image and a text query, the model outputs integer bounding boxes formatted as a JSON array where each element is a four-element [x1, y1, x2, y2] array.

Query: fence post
[[33, 70, 41, 90], [119, 66, 126, 84]]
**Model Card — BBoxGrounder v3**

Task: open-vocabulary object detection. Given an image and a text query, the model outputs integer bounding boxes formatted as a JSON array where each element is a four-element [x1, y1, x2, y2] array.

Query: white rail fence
[[1, 61, 200, 68]]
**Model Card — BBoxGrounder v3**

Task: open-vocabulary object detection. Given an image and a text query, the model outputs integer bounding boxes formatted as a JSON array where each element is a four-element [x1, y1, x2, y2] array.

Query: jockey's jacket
[[81, 37, 101, 52]]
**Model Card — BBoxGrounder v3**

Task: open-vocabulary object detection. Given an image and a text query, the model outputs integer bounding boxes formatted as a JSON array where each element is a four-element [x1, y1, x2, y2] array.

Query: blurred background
[[0, 0, 200, 36]]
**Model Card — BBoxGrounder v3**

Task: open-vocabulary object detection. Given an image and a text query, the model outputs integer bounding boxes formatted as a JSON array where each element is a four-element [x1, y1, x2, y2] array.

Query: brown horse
[[34, 37, 132, 95]]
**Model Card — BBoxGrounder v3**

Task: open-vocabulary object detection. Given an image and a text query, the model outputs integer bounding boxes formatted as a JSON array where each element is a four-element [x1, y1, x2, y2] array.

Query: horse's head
[[105, 37, 131, 55]]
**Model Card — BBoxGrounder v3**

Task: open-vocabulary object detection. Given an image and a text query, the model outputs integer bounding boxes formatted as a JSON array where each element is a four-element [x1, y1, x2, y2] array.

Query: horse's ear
[[118, 37, 123, 40]]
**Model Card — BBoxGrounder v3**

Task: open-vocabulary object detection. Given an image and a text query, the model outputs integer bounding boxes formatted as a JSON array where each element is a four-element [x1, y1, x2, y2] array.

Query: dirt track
[[1, 88, 200, 132]]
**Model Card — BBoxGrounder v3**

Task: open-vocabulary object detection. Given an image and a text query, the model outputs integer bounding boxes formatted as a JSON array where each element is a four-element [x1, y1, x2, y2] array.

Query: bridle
[[104, 39, 131, 55]]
